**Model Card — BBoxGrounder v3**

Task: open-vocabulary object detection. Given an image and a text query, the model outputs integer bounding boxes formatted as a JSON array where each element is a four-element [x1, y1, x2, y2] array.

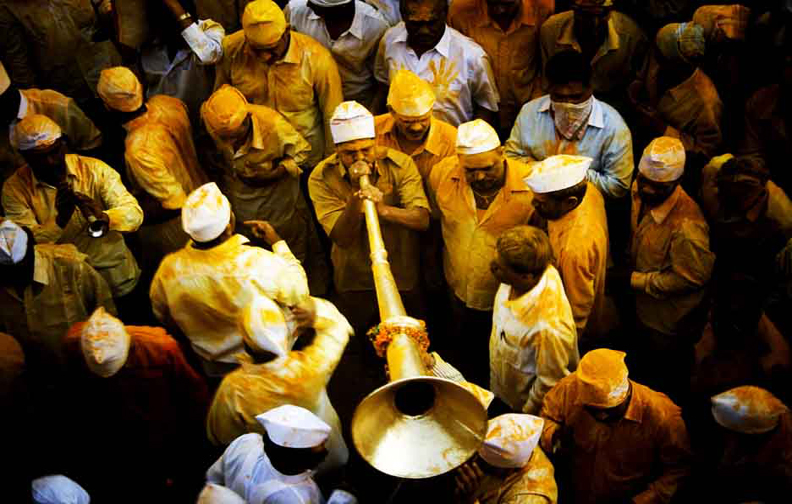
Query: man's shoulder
[[446, 25, 487, 58], [593, 98, 629, 130], [22, 88, 71, 109], [428, 155, 460, 187], [308, 154, 340, 183], [380, 21, 407, 47], [517, 95, 551, 120], [356, 0, 389, 26], [222, 30, 247, 54], [2, 164, 34, 195], [540, 10, 573, 34], [610, 11, 646, 39], [292, 31, 336, 61], [376, 145, 414, 168], [632, 381, 682, 420], [36, 243, 90, 267]]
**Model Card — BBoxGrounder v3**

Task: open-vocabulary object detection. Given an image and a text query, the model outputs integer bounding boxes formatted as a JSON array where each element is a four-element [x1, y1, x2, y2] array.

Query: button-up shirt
[[428, 157, 534, 310], [505, 95, 634, 199], [2, 154, 143, 297], [473, 447, 558, 504], [449, 0, 553, 133], [374, 113, 457, 182], [216, 30, 344, 167], [308, 146, 429, 292], [630, 184, 715, 336], [539, 11, 649, 106], [655, 68, 723, 160], [286, 0, 389, 105], [206, 433, 324, 503], [547, 183, 609, 341], [206, 298, 351, 473], [123, 94, 208, 210], [490, 265, 579, 415], [540, 378, 691, 504], [141, 19, 225, 124], [150, 236, 309, 363], [374, 23, 500, 127], [0, 244, 115, 371]]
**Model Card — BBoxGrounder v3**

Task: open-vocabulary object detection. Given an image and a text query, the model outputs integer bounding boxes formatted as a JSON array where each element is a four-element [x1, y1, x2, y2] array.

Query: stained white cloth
[[197, 483, 246, 504], [32, 475, 90, 504], [329, 101, 375, 144], [523, 155, 592, 194], [0, 219, 28, 265], [386, 68, 435, 116], [80, 307, 130, 378], [456, 119, 500, 155], [479, 414, 544, 469], [327, 490, 358, 504], [711, 386, 789, 434], [240, 296, 296, 357], [256, 404, 332, 448], [181, 20, 225, 65], [206, 433, 325, 503], [575, 348, 630, 408], [552, 96, 593, 141], [14, 114, 62, 151], [638, 136, 685, 182], [374, 23, 499, 127], [181, 182, 232, 242]]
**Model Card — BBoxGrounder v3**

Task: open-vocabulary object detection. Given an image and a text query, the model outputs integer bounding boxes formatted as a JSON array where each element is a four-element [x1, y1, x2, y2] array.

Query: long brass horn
[[350, 170, 488, 479]]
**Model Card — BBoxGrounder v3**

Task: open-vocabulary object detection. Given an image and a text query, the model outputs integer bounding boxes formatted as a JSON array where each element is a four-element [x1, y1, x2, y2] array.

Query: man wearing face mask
[[626, 137, 714, 400], [523, 155, 610, 351], [539, 348, 691, 504], [539, 0, 649, 117], [506, 50, 634, 202], [428, 119, 534, 386], [216, 0, 344, 167]]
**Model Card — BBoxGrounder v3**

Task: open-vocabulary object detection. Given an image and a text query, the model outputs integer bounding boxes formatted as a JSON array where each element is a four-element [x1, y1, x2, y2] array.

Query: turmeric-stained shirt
[[449, 0, 553, 133], [428, 157, 534, 310], [2, 155, 143, 297], [474, 447, 558, 504], [124, 94, 208, 210], [216, 30, 344, 166], [539, 11, 648, 103], [308, 147, 429, 292], [655, 68, 723, 160], [630, 184, 714, 336], [540, 378, 692, 504], [206, 298, 351, 471], [490, 266, 579, 415], [150, 236, 309, 363], [374, 113, 457, 182], [0, 244, 115, 371], [547, 183, 609, 340], [505, 95, 634, 199]]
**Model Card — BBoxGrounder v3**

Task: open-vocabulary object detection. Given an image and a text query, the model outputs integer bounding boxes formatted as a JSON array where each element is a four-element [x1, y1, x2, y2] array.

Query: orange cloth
[[449, 0, 553, 132], [216, 30, 344, 166], [123, 94, 208, 210], [547, 183, 609, 340], [540, 377, 692, 504], [428, 157, 534, 310]]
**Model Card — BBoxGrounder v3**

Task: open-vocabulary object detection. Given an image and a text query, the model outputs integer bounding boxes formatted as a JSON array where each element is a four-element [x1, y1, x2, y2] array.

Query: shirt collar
[[17, 90, 28, 120], [187, 233, 249, 253], [381, 115, 448, 157], [503, 266, 551, 317], [538, 95, 605, 129], [622, 381, 644, 423], [633, 184, 682, 225], [279, 34, 301, 65], [29, 154, 79, 189], [397, 24, 451, 58], [472, 0, 539, 30]]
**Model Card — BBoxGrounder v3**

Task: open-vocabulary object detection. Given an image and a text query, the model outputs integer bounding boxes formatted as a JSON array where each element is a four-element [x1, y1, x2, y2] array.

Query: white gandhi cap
[[256, 404, 331, 448], [523, 155, 592, 194], [330, 101, 375, 145]]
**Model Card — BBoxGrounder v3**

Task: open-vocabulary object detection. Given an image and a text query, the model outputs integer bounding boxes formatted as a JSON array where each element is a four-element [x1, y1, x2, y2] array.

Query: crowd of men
[[0, 0, 791, 502]]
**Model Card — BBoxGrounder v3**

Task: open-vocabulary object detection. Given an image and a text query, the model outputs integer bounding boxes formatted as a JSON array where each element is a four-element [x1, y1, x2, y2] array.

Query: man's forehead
[[404, 0, 443, 20], [337, 138, 375, 152], [460, 150, 500, 169]]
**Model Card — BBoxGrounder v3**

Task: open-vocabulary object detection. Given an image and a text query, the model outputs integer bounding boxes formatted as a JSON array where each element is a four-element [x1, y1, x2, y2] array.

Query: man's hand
[[73, 192, 108, 224], [454, 460, 483, 502], [244, 220, 282, 245], [292, 297, 317, 329], [349, 160, 373, 185], [354, 185, 384, 204], [55, 184, 77, 228]]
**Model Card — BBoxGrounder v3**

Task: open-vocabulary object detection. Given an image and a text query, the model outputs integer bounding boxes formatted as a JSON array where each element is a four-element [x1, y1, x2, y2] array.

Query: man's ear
[[565, 196, 579, 211]]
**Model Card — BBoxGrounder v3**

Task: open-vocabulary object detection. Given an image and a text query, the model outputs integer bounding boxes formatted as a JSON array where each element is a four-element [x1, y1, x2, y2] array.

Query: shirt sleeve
[[124, 128, 189, 210], [214, 37, 233, 89], [312, 47, 344, 159], [559, 248, 598, 337], [255, 241, 310, 307], [301, 301, 353, 382], [275, 114, 311, 169], [182, 19, 225, 65], [150, 265, 173, 328], [632, 404, 692, 504], [308, 165, 348, 236], [2, 176, 64, 244], [395, 157, 431, 211], [587, 119, 633, 199], [538, 380, 567, 455], [90, 158, 144, 232], [635, 220, 715, 300], [79, 259, 118, 317], [504, 111, 537, 164], [373, 33, 390, 84], [525, 329, 573, 415], [205, 453, 226, 485], [469, 47, 500, 112], [61, 98, 103, 151]]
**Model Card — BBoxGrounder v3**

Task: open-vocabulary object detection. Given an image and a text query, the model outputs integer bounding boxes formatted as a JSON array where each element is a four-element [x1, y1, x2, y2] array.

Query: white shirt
[[286, 0, 389, 104], [206, 433, 325, 504], [489, 265, 579, 414], [374, 23, 500, 126], [363, 0, 401, 26]]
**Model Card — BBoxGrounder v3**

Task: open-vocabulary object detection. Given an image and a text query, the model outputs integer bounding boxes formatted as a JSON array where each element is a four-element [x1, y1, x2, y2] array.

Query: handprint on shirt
[[428, 59, 460, 102]]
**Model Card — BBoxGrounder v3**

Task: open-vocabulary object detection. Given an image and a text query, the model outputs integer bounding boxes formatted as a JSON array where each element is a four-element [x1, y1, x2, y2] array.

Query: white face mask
[[551, 96, 593, 141]]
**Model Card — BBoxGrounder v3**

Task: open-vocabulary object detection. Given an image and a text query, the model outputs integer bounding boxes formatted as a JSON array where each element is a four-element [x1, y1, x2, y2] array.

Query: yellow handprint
[[428, 59, 460, 102]]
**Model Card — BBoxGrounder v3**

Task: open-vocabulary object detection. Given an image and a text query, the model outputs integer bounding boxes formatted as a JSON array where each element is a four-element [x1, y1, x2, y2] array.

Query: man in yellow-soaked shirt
[[428, 119, 534, 387], [539, 349, 691, 504], [206, 295, 351, 477], [454, 414, 558, 503], [215, 0, 343, 167], [150, 183, 309, 379], [97, 67, 208, 275]]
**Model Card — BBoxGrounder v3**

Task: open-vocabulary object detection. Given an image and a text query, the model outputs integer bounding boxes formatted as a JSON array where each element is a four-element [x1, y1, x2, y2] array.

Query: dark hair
[[719, 155, 770, 183], [546, 50, 592, 87], [401, 0, 447, 16]]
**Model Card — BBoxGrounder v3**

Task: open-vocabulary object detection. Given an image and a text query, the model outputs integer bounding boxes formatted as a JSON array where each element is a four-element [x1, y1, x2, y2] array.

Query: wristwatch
[[177, 12, 192, 22]]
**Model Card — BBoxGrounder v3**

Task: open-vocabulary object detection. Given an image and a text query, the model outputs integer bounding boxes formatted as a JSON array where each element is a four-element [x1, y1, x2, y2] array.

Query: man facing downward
[[490, 225, 579, 415]]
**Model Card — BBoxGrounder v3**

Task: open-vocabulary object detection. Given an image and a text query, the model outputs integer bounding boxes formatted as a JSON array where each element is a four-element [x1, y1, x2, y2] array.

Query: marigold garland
[[367, 320, 430, 359]]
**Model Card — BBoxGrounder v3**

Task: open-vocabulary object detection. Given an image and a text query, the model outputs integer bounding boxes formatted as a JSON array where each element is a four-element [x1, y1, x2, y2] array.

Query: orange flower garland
[[367, 319, 430, 358]]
